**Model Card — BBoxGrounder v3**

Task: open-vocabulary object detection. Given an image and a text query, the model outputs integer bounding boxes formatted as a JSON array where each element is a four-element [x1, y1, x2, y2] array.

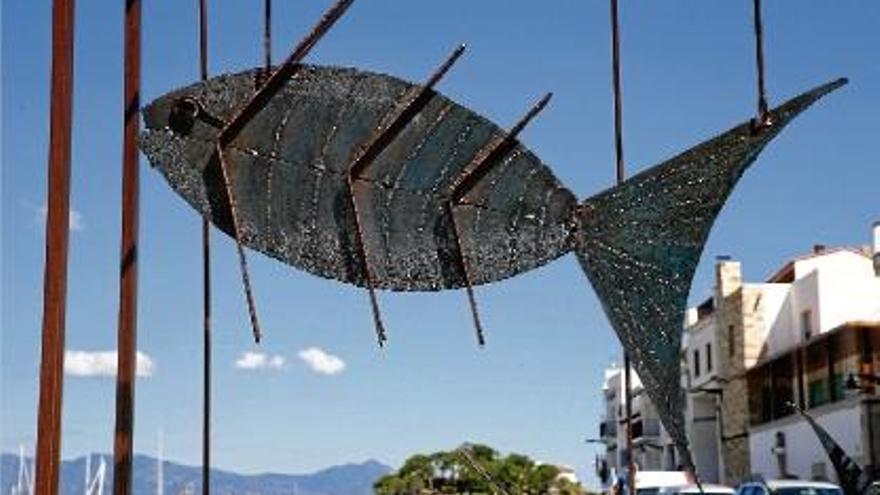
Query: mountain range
[[1, 453, 392, 495]]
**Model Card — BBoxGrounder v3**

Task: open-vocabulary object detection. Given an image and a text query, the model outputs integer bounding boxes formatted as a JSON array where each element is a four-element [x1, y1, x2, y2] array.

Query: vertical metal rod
[[623, 356, 634, 493], [198, 2, 211, 494], [113, 0, 141, 494], [752, 0, 770, 123], [610, 0, 633, 489], [34, 1, 75, 494], [610, 0, 625, 185], [220, 0, 356, 145], [264, 0, 272, 73]]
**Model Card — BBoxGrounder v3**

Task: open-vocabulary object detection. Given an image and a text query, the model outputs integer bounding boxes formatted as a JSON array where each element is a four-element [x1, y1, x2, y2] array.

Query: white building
[[595, 364, 677, 488], [596, 223, 880, 485], [743, 242, 880, 480]]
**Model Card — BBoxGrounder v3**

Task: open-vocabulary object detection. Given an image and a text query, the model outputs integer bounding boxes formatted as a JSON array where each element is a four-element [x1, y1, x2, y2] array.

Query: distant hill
[[1, 453, 391, 495]]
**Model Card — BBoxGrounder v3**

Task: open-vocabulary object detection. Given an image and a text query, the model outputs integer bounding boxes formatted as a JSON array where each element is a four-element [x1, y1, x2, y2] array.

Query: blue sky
[[2, 0, 878, 489]]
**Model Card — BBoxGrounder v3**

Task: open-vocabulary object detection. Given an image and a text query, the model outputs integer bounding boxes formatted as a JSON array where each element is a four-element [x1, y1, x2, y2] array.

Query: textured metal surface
[[574, 78, 847, 469], [141, 65, 576, 291], [141, 61, 845, 454]]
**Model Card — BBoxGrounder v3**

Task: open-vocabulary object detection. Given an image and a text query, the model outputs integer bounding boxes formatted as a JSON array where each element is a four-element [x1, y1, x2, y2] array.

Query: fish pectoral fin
[[573, 77, 847, 469]]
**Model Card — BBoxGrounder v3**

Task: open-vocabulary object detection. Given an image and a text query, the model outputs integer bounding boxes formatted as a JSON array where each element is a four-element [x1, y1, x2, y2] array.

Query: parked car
[[736, 480, 843, 495], [632, 471, 691, 495], [659, 483, 735, 495]]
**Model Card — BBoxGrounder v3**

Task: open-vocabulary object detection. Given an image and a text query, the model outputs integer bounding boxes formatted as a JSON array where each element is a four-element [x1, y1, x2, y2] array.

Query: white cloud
[[297, 347, 346, 376], [64, 350, 155, 377], [33, 204, 84, 231], [235, 351, 286, 371]]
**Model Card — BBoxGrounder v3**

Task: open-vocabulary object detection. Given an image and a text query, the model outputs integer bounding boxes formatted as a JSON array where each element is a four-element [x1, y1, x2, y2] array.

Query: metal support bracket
[[347, 44, 467, 347], [446, 93, 552, 346]]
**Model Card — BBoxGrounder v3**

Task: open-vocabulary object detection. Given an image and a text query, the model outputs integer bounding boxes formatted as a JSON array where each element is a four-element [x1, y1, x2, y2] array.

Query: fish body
[[141, 65, 575, 291], [140, 63, 846, 471]]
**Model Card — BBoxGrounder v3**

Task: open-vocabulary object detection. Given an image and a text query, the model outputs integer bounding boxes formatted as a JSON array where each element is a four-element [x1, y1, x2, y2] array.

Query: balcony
[[632, 418, 661, 439], [599, 420, 617, 438]]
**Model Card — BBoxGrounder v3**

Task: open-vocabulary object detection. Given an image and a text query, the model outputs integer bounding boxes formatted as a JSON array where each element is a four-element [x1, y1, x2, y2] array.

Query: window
[[728, 325, 735, 357], [802, 310, 813, 340], [806, 339, 834, 408], [706, 343, 713, 372], [693, 349, 701, 378]]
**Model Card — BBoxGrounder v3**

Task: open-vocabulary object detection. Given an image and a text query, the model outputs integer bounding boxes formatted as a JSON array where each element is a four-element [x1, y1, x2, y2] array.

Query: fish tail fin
[[572, 78, 847, 469]]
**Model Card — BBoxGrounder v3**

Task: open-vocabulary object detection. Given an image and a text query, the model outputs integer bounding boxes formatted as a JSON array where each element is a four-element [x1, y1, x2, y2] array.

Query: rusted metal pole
[[113, 0, 141, 494], [34, 1, 76, 494], [198, 2, 211, 495]]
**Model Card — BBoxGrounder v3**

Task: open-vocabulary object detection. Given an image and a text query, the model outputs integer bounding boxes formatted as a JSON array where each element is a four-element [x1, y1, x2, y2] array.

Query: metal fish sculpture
[[139, 58, 845, 468]]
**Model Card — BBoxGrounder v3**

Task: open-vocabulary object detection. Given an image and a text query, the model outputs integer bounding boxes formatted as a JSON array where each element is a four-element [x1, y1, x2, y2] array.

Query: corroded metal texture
[[574, 78, 847, 467], [140, 65, 576, 291]]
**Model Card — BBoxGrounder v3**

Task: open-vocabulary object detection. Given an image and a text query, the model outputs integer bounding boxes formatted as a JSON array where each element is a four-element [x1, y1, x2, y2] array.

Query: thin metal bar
[[220, 0, 355, 146], [215, 143, 263, 343], [623, 355, 634, 494], [264, 0, 272, 74], [447, 93, 552, 346], [346, 44, 466, 347], [213, 0, 356, 343], [752, 0, 770, 125], [112, 0, 141, 494], [446, 203, 484, 347], [610, 0, 635, 488], [202, 214, 211, 495], [449, 93, 552, 202], [199, 0, 208, 80], [198, 1, 211, 494], [34, 1, 75, 494], [610, 0, 624, 184], [349, 44, 466, 181], [344, 179, 387, 346]]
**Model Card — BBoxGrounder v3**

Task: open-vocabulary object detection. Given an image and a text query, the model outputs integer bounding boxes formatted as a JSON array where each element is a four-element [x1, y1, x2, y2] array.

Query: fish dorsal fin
[[573, 78, 847, 469]]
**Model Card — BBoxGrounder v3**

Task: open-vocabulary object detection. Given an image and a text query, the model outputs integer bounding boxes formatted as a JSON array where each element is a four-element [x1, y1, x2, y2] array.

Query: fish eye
[[168, 97, 200, 135]]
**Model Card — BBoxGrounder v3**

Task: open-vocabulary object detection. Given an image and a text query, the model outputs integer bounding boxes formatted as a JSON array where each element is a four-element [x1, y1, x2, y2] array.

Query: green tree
[[373, 443, 587, 495]]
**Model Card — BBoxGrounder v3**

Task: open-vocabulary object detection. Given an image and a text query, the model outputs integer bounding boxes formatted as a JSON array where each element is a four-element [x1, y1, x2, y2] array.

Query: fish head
[[140, 71, 260, 214]]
